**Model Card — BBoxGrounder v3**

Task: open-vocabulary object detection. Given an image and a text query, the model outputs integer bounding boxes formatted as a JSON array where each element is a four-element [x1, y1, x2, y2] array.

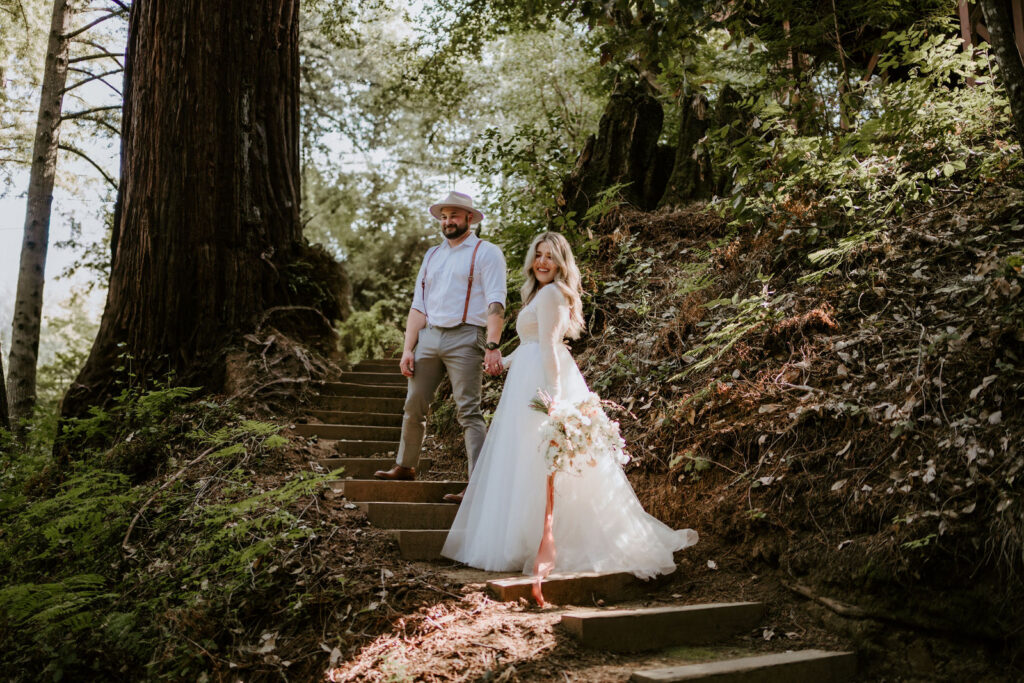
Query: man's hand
[[483, 348, 503, 376], [400, 349, 415, 377]]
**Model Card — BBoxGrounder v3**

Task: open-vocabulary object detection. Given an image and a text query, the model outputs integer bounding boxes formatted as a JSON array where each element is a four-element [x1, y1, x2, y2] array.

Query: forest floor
[[261, 195, 1024, 681]]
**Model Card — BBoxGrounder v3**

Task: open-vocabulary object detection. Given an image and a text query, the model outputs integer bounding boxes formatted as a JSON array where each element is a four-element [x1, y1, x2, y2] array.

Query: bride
[[441, 232, 698, 580]]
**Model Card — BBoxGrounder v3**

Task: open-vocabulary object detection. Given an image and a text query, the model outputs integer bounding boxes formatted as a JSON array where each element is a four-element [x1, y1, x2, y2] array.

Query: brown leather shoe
[[373, 465, 415, 481], [442, 488, 466, 504]]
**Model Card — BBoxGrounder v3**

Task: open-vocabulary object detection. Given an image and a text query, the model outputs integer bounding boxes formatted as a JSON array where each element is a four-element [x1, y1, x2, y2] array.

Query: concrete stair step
[[342, 370, 405, 385], [392, 529, 450, 560], [561, 602, 764, 652], [359, 502, 457, 529], [294, 423, 401, 441], [331, 440, 400, 457], [332, 479, 466, 503], [320, 382, 406, 398], [630, 649, 856, 682], [319, 395, 405, 413], [306, 410, 402, 427], [487, 571, 657, 605], [320, 457, 434, 479]]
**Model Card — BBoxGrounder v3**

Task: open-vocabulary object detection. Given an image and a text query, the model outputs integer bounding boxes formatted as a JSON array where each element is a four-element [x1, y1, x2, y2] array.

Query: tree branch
[[62, 9, 126, 41], [61, 104, 121, 120], [58, 143, 117, 189], [68, 51, 124, 65], [61, 67, 123, 95], [71, 39, 124, 69], [74, 115, 120, 135]]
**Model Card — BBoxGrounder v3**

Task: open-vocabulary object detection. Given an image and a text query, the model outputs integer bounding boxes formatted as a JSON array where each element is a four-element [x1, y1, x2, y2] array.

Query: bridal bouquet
[[530, 390, 630, 476]]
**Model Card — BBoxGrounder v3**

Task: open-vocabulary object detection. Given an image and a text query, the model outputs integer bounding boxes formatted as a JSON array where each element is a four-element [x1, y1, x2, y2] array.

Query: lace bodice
[[506, 284, 570, 399]]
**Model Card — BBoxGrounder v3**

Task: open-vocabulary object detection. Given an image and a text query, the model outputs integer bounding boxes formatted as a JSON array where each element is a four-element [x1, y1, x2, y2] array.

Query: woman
[[441, 232, 698, 579]]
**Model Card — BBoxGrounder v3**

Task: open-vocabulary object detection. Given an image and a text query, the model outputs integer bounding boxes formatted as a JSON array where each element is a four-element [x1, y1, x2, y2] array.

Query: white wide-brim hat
[[429, 191, 484, 225]]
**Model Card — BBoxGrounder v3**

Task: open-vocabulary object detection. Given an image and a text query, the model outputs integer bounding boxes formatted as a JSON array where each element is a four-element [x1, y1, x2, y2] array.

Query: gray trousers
[[397, 324, 487, 476]]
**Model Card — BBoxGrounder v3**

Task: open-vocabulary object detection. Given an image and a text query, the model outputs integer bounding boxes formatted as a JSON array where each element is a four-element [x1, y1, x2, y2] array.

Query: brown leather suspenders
[[421, 240, 485, 325], [461, 241, 483, 323]]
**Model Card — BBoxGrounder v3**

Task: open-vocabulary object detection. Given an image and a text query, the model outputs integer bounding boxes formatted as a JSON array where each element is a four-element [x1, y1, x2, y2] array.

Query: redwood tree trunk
[[1, 342, 10, 431], [62, 0, 324, 419], [7, 0, 74, 429], [979, 0, 1024, 149], [558, 81, 670, 221]]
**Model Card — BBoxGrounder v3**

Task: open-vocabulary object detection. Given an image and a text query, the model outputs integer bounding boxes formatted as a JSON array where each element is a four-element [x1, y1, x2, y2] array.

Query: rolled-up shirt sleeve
[[410, 251, 430, 314], [481, 244, 507, 308]]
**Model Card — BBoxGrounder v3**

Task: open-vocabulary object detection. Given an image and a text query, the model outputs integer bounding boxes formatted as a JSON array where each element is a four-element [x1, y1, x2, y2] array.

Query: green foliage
[[336, 299, 405, 363], [0, 383, 340, 679], [672, 274, 784, 381], [717, 24, 1015, 228]]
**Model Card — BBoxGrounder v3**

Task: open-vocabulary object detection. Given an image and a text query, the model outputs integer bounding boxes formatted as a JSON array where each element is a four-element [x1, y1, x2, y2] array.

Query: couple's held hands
[[483, 348, 504, 376]]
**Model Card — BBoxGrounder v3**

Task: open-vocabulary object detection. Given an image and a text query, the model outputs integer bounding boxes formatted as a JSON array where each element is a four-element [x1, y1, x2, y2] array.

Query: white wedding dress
[[441, 284, 698, 578]]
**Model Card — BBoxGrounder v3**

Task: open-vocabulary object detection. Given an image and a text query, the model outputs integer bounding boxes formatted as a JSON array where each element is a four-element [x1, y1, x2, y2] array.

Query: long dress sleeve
[[501, 346, 519, 371], [535, 285, 570, 402]]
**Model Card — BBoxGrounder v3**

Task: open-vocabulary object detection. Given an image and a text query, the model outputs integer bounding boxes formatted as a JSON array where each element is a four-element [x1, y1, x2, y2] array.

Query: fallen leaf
[[969, 375, 998, 400], [707, 560, 718, 570], [831, 479, 848, 492]]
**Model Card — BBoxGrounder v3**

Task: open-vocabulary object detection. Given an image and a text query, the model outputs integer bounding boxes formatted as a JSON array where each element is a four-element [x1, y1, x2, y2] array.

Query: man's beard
[[443, 223, 470, 241]]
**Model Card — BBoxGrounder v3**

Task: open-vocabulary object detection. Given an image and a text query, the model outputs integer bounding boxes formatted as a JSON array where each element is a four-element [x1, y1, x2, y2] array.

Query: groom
[[374, 191, 506, 504]]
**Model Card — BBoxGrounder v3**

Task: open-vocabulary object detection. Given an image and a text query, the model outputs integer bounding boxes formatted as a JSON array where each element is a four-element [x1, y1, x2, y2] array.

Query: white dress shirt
[[411, 233, 507, 327]]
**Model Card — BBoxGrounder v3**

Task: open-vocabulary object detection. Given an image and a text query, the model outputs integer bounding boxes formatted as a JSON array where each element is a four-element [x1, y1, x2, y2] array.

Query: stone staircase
[[299, 358, 858, 682]]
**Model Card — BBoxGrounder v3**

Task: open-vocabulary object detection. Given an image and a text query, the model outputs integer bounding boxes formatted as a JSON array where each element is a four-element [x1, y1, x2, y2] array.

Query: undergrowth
[[0, 377, 343, 680]]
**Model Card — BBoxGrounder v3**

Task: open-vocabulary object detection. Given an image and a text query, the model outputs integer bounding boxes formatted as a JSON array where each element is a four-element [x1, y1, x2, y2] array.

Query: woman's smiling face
[[532, 240, 558, 286]]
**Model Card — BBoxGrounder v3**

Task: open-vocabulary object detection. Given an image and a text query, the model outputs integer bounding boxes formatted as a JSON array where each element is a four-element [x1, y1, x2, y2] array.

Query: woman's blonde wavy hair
[[520, 231, 584, 339]]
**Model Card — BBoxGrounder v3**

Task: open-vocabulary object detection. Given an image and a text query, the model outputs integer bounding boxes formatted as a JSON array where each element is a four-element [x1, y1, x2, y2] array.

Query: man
[[374, 191, 506, 505]]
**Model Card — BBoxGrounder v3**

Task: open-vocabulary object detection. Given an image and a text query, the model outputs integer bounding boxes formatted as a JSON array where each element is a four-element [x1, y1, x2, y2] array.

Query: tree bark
[[659, 92, 713, 208], [979, 0, 1024, 149], [62, 0, 344, 420], [1, 342, 10, 432], [7, 0, 75, 430], [558, 81, 668, 222]]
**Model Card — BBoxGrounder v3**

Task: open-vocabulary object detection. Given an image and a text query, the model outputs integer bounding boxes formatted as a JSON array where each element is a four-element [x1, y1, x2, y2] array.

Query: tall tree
[[978, 0, 1024, 149], [7, 0, 75, 430], [62, 0, 344, 420], [0, 341, 9, 431]]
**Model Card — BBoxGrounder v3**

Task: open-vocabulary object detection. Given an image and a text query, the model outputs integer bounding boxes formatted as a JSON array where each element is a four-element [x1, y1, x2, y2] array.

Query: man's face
[[439, 207, 471, 241]]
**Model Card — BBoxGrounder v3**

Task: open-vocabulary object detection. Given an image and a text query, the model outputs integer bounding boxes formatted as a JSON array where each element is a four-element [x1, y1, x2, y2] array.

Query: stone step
[[307, 410, 402, 427], [359, 502, 457, 529], [487, 571, 656, 605], [630, 650, 856, 682], [331, 440, 400, 457], [332, 479, 466, 503], [319, 396, 405, 413], [294, 423, 401, 441], [320, 382, 406, 398], [561, 602, 764, 652], [320, 457, 434, 479], [393, 529, 450, 560], [342, 371, 406, 385]]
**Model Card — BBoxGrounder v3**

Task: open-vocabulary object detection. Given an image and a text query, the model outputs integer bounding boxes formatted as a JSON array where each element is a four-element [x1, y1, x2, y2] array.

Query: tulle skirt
[[441, 341, 698, 578]]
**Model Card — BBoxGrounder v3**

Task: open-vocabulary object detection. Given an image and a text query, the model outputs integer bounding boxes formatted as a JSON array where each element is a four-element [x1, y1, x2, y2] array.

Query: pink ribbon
[[531, 473, 557, 606]]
